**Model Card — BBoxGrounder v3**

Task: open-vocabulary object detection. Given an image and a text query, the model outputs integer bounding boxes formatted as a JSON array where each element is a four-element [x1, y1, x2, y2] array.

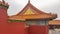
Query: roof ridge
[[16, 2, 47, 15]]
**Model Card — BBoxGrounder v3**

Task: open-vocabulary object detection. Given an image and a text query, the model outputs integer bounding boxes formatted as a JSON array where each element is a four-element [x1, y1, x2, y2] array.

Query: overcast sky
[[0, 0, 60, 20]]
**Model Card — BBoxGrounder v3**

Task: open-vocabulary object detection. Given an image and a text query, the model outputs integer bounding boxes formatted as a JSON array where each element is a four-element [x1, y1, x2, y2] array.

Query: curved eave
[[9, 14, 57, 20], [49, 20, 60, 25]]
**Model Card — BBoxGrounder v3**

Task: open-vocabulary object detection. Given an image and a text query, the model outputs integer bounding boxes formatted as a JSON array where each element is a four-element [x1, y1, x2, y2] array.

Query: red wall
[[0, 8, 8, 22], [8, 22, 28, 34], [28, 25, 48, 34], [0, 8, 8, 34]]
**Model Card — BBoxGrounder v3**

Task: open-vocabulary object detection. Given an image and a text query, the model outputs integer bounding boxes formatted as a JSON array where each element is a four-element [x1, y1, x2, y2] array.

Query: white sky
[[0, 0, 60, 20]]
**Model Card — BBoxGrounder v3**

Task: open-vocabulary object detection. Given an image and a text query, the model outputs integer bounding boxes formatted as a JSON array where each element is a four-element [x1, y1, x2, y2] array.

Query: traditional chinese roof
[[49, 20, 60, 25], [9, 0, 57, 20], [16, 1, 46, 15]]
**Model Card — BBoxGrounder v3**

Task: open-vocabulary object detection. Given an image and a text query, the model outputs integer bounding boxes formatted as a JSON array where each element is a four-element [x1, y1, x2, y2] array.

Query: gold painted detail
[[24, 9, 35, 15]]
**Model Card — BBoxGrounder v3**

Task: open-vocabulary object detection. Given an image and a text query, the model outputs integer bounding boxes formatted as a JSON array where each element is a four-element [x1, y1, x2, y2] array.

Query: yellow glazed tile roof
[[49, 20, 60, 25]]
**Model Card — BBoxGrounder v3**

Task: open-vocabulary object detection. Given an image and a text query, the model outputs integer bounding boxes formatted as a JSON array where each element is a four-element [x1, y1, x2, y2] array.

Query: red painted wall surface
[[0, 8, 8, 22], [8, 22, 28, 34], [28, 25, 48, 34], [0, 8, 8, 34]]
